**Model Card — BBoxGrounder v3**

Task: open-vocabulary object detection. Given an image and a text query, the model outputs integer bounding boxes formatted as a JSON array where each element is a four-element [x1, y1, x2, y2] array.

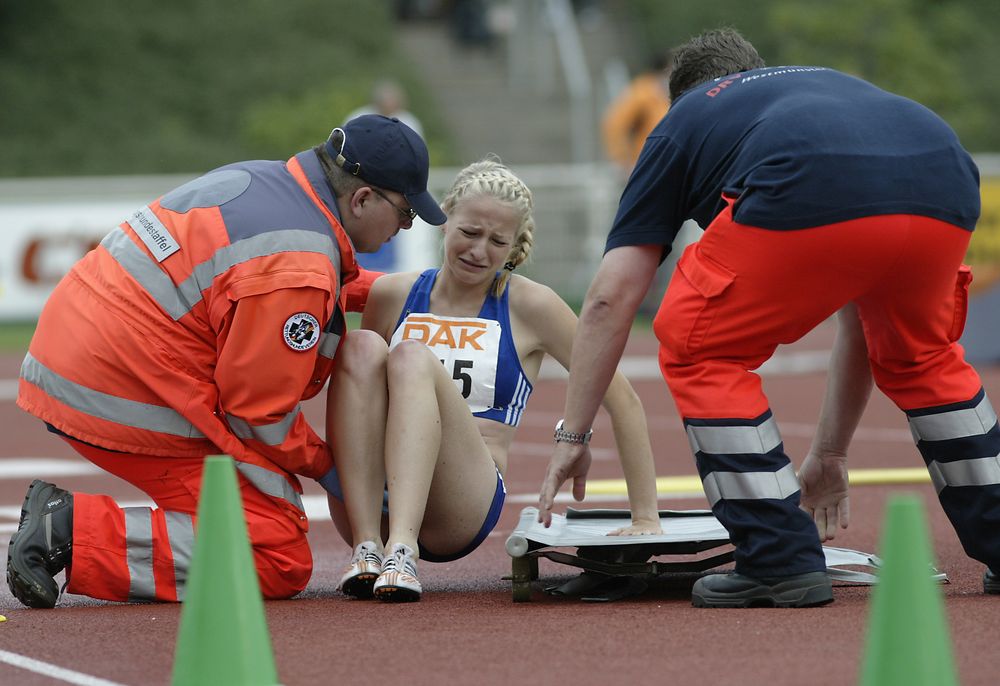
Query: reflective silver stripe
[[164, 511, 194, 601], [702, 463, 800, 507], [107, 226, 341, 322], [317, 330, 342, 360], [226, 405, 301, 446], [103, 229, 195, 320], [234, 461, 305, 512], [908, 395, 998, 442], [179, 230, 340, 313], [20, 353, 205, 439], [686, 416, 782, 455], [927, 455, 1000, 493], [124, 508, 156, 601]]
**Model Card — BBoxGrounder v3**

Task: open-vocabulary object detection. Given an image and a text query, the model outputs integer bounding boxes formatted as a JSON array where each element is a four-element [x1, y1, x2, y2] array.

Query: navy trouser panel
[[907, 388, 1000, 569], [688, 410, 826, 578]]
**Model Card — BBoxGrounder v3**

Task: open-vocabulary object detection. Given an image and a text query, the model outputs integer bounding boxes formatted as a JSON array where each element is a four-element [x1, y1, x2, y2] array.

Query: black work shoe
[[692, 571, 833, 608], [6, 480, 74, 609], [985, 568, 1000, 595]]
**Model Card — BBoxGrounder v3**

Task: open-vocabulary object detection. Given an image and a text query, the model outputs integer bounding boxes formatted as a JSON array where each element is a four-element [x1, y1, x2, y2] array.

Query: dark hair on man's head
[[668, 28, 765, 101]]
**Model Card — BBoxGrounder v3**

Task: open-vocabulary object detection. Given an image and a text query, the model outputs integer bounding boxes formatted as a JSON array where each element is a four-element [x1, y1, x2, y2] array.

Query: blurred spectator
[[601, 51, 672, 178], [346, 79, 424, 138]]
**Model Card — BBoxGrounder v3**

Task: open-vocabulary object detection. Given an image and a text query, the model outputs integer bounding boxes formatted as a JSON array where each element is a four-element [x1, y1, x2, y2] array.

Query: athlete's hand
[[608, 518, 662, 536], [537, 442, 592, 527], [799, 451, 850, 541]]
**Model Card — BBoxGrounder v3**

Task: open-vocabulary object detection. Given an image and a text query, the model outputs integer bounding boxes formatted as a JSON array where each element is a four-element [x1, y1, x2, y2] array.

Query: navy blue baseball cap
[[325, 114, 446, 225]]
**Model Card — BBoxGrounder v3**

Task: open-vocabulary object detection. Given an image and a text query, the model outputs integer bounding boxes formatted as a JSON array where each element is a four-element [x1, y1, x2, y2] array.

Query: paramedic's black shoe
[[6, 480, 74, 609], [985, 568, 1000, 595], [692, 571, 833, 608]]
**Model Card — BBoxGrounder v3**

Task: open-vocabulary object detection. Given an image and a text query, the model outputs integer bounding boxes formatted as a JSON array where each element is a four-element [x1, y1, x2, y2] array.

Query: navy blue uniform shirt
[[606, 66, 981, 259]]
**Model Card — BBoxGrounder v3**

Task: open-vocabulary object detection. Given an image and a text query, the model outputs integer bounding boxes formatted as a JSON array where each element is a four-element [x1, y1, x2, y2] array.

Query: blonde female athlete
[[321, 157, 661, 601]]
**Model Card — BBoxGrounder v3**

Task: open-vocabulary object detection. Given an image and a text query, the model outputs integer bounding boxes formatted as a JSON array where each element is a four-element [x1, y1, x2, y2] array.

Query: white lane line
[[0, 380, 17, 401], [0, 350, 833, 403], [0, 459, 101, 479], [538, 350, 832, 380], [0, 649, 126, 686]]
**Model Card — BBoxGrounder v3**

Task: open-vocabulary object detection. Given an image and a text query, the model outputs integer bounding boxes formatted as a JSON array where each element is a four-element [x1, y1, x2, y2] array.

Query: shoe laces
[[352, 541, 383, 566], [382, 544, 417, 577]]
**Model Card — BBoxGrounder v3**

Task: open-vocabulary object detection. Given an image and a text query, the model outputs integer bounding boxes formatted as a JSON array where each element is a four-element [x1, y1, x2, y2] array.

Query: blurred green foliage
[[2, 0, 996, 178], [621, 0, 1000, 151], [0, 0, 455, 177], [0, 322, 36, 353]]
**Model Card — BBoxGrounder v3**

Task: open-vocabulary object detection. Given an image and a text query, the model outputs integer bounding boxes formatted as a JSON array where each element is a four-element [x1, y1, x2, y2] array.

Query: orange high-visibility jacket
[[18, 151, 376, 484]]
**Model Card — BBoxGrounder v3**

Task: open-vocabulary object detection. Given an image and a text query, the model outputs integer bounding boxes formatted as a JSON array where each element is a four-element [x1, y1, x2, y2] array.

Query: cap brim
[[406, 190, 447, 226]]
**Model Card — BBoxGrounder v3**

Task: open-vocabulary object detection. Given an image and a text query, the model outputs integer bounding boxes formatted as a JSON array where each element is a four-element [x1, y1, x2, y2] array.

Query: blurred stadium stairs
[[397, 1, 636, 166]]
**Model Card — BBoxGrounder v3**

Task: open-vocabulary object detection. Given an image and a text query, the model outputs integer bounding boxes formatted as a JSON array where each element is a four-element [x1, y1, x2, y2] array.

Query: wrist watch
[[554, 419, 593, 445]]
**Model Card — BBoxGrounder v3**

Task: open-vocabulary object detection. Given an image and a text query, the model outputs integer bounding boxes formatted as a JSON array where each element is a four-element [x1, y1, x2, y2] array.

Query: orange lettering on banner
[[21, 235, 102, 285]]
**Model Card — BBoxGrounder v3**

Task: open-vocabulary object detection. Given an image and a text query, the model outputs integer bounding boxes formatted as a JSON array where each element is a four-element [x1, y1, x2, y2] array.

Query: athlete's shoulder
[[367, 270, 422, 316], [363, 271, 423, 338], [371, 270, 422, 299], [507, 275, 567, 320]]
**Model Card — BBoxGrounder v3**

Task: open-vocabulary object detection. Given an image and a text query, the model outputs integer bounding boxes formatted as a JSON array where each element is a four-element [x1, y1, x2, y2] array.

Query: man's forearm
[[811, 306, 874, 456]]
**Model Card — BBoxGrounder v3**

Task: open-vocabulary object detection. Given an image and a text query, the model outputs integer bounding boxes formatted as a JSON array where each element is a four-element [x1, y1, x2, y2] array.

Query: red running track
[[1, 321, 998, 685]]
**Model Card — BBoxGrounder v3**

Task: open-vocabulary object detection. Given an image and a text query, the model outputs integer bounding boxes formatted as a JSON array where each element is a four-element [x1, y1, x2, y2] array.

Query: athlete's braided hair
[[441, 155, 535, 298]]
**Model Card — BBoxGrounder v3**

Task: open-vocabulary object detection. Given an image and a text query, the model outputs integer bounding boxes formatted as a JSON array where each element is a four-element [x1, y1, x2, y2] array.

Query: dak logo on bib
[[283, 312, 320, 351], [389, 313, 500, 413]]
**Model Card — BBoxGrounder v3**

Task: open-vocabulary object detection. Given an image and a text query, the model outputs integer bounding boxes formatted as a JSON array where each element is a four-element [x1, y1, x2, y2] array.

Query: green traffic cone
[[859, 494, 958, 686], [171, 455, 279, 686]]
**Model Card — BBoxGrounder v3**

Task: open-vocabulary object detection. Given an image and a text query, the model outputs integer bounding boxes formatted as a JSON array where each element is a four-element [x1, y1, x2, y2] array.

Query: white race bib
[[389, 313, 500, 413]]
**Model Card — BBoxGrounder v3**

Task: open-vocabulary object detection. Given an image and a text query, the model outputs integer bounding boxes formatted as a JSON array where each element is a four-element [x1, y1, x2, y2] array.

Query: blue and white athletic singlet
[[389, 269, 533, 427]]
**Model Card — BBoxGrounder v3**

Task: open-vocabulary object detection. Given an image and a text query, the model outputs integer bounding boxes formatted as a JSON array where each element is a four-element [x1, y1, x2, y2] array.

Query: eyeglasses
[[371, 187, 417, 222]]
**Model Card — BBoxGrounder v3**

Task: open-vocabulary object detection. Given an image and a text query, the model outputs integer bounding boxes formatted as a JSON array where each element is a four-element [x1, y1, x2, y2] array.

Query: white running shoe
[[373, 543, 422, 602], [338, 541, 383, 599]]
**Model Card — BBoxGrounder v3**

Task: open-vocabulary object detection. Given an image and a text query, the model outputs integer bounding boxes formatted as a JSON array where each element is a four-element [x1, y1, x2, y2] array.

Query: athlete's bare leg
[[383, 340, 500, 557], [326, 330, 390, 550]]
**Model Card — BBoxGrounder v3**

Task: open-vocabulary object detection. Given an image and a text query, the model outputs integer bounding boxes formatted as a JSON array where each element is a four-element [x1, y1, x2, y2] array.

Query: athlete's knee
[[386, 339, 439, 382], [335, 330, 388, 378]]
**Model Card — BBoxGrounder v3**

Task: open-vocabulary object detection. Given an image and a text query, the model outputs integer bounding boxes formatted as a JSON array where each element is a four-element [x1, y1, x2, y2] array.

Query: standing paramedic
[[538, 28, 999, 607], [8, 114, 447, 608]]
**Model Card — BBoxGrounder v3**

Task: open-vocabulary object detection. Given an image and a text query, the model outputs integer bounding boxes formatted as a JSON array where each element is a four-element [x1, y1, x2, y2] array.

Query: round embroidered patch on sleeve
[[283, 312, 321, 351]]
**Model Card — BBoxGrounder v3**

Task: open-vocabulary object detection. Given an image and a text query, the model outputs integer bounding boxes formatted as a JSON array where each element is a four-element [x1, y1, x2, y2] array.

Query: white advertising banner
[[0, 200, 137, 319], [0, 175, 437, 321]]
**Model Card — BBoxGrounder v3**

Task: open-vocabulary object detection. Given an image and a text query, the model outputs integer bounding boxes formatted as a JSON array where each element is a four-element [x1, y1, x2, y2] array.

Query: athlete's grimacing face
[[442, 195, 519, 282]]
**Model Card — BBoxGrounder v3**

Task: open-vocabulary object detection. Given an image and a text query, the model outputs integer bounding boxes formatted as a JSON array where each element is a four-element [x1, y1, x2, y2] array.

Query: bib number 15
[[441, 359, 474, 398]]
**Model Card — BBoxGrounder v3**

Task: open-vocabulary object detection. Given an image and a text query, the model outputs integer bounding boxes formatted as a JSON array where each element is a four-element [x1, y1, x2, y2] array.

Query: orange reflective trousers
[[64, 439, 312, 602]]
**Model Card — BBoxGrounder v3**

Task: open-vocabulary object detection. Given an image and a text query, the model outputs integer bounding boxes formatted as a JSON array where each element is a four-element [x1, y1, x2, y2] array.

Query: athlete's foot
[[373, 543, 421, 602], [337, 541, 384, 599]]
